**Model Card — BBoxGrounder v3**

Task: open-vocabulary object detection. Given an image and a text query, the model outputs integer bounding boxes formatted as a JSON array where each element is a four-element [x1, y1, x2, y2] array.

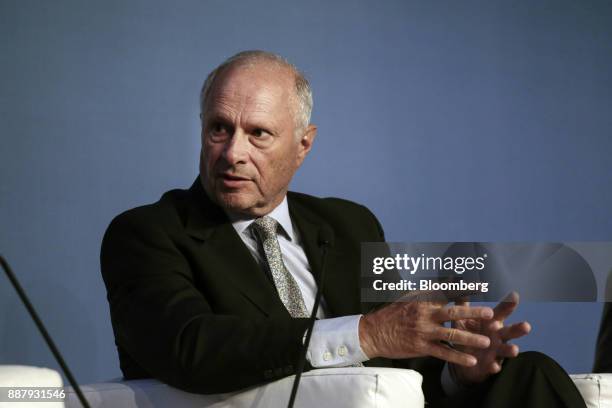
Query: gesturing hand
[[359, 294, 495, 367], [450, 292, 532, 385]]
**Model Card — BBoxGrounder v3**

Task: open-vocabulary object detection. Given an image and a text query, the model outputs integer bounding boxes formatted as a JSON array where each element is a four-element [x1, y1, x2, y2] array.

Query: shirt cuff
[[305, 315, 369, 368]]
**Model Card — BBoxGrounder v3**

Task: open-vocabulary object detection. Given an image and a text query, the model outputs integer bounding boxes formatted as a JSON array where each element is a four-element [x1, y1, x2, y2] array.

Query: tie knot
[[252, 216, 279, 238]]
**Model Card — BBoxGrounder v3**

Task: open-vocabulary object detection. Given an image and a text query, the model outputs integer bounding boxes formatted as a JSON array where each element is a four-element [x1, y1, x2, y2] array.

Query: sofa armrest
[[65, 367, 424, 408], [571, 374, 612, 408], [0, 365, 64, 407]]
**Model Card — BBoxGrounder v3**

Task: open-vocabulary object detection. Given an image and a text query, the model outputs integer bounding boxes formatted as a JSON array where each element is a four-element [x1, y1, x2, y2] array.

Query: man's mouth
[[219, 173, 251, 188]]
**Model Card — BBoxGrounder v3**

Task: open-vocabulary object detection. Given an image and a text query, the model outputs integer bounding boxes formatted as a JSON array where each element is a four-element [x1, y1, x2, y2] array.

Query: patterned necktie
[[252, 216, 309, 318]]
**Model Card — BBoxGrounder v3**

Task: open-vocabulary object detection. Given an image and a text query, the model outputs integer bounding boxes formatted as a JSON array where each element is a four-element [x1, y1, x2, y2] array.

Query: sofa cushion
[[0, 365, 64, 408], [571, 374, 612, 408], [65, 367, 424, 408]]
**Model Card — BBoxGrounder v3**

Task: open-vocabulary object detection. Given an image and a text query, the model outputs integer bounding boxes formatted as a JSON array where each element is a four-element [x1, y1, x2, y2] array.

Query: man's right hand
[[358, 297, 494, 367]]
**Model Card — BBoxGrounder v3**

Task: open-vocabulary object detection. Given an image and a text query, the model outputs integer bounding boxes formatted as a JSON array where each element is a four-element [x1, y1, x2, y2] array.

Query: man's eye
[[211, 123, 229, 134], [252, 128, 269, 138], [209, 123, 232, 140]]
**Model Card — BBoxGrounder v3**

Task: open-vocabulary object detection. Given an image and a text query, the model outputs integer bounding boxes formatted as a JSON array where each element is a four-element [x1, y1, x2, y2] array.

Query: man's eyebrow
[[204, 111, 233, 124], [247, 117, 282, 134]]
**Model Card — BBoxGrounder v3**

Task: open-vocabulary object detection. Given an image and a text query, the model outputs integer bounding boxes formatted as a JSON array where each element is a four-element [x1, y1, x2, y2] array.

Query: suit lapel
[[183, 180, 361, 318], [184, 180, 287, 317]]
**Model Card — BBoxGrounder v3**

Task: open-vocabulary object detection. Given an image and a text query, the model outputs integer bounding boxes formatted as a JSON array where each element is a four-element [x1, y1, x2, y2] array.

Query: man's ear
[[296, 124, 317, 165]]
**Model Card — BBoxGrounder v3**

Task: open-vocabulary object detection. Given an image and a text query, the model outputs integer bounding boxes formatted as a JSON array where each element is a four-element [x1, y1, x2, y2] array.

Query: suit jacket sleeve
[[101, 209, 311, 394]]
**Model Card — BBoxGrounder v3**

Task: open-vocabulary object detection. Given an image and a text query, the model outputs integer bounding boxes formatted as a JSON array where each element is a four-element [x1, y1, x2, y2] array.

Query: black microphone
[[0, 255, 91, 408], [287, 226, 334, 408]]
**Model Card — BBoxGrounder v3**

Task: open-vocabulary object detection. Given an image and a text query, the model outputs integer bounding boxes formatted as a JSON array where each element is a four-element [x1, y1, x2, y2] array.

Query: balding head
[[200, 50, 313, 134]]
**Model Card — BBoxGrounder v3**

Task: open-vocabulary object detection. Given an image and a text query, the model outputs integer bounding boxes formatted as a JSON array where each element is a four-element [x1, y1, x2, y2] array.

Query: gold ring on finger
[[447, 328, 456, 343]]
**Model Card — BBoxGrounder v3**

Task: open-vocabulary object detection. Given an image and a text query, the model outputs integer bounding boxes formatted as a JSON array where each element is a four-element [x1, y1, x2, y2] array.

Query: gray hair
[[199, 50, 313, 132]]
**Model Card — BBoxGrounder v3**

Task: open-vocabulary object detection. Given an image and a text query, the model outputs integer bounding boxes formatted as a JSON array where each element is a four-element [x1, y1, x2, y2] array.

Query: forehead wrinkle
[[206, 97, 239, 122], [210, 86, 289, 128], [208, 96, 274, 123], [214, 84, 276, 108]]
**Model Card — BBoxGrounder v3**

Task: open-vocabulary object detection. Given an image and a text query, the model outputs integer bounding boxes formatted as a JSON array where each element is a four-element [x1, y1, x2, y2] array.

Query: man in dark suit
[[101, 50, 586, 407]]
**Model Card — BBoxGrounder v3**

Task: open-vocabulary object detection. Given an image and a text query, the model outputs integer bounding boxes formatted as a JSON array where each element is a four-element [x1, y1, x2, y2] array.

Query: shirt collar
[[227, 196, 295, 242]]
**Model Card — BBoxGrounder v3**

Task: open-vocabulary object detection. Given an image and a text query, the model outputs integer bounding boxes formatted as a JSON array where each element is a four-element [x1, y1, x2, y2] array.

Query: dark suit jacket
[[101, 178, 444, 397], [594, 271, 612, 372]]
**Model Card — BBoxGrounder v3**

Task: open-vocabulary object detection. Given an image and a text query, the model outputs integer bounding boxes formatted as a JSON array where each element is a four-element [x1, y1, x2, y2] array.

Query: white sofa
[[0, 365, 64, 408], [571, 374, 612, 408], [63, 367, 424, 408], [59, 370, 612, 408], [2, 365, 612, 408]]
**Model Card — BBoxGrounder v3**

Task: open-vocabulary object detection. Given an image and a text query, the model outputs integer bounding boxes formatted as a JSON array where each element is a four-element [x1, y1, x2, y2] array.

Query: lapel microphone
[[287, 226, 334, 408], [0, 255, 91, 408]]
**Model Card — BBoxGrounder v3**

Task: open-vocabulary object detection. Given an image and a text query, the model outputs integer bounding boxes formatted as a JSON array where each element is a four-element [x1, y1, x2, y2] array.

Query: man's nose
[[222, 130, 249, 165]]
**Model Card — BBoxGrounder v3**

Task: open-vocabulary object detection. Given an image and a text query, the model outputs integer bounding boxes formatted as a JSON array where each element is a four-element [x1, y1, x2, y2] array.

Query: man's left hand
[[450, 291, 531, 385]]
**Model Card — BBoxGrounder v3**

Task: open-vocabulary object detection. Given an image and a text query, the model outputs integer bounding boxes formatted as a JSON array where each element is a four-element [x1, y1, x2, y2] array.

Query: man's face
[[200, 64, 316, 217]]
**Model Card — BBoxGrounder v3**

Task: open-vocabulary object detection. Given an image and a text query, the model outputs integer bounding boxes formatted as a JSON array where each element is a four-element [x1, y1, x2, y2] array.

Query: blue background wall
[[1, 0, 611, 384]]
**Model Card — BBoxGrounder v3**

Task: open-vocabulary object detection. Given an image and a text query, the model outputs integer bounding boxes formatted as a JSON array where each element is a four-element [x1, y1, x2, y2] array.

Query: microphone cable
[[287, 227, 332, 408], [1, 255, 91, 408]]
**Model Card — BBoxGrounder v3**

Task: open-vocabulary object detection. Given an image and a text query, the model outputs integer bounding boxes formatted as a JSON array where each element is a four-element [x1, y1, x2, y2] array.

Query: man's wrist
[[358, 314, 377, 359]]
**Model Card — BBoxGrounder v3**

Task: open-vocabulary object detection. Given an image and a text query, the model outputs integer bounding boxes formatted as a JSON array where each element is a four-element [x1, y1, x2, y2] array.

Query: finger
[[431, 327, 490, 349], [495, 343, 519, 358], [484, 319, 503, 331], [452, 314, 500, 331], [498, 321, 531, 341], [436, 305, 494, 322], [456, 318, 484, 332], [399, 290, 450, 305], [488, 360, 503, 374], [493, 291, 519, 321], [429, 343, 477, 367]]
